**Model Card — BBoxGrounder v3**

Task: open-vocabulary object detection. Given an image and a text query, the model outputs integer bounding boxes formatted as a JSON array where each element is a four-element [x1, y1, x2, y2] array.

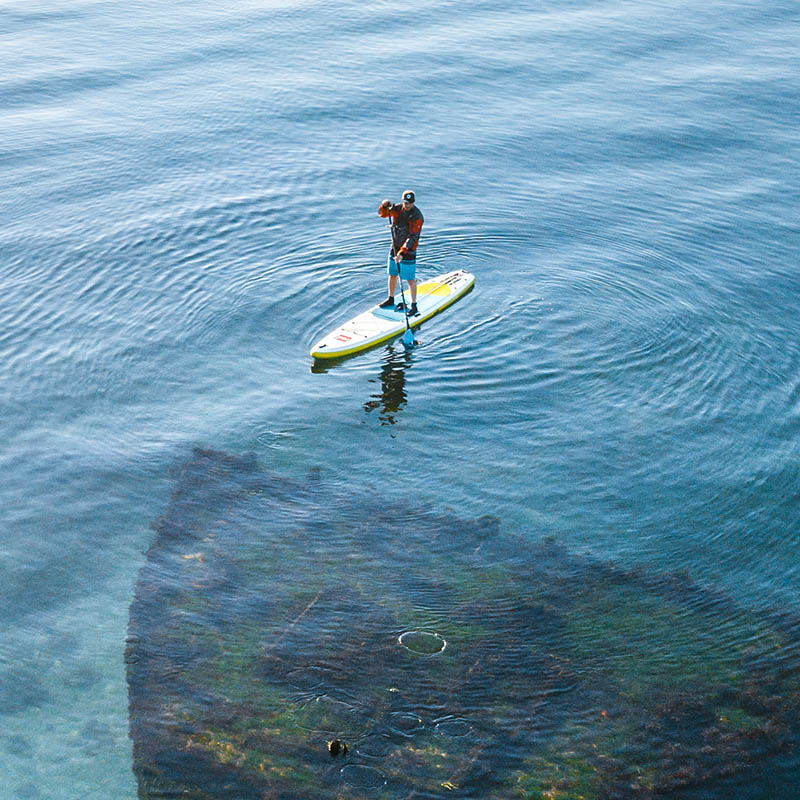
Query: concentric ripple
[[398, 630, 447, 655]]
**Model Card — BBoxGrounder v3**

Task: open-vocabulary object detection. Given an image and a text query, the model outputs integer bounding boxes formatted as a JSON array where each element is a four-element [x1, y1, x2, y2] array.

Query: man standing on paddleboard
[[378, 191, 423, 316]]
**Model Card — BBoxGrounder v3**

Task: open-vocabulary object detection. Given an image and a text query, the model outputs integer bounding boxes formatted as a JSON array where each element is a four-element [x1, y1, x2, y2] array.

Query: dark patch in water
[[63, 664, 103, 690], [4, 734, 33, 758], [128, 448, 800, 798], [0, 666, 50, 714], [13, 783, 41, 800]]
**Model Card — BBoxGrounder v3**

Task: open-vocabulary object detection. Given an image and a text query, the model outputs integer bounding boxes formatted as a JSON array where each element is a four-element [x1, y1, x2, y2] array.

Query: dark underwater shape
[[128, 448, 800, 799]]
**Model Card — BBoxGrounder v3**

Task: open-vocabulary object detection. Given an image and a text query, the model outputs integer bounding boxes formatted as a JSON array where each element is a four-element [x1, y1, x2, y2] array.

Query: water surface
[[1, 0, 798, 796]]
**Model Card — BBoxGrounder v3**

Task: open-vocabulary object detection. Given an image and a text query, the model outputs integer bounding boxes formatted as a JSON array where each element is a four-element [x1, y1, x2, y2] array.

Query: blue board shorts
[[387, 253, 416, 281]]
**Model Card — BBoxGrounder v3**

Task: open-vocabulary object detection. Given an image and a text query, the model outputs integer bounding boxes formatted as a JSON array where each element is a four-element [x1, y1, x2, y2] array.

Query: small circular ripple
[[291, 695, 369, 738], [434, 716, 474, 737], [398, 630, 446, 655], [388, 711, 425, 737], [340, 764, 387, 790], [356, 734, 395, 758], [285, 665, 331, 692]]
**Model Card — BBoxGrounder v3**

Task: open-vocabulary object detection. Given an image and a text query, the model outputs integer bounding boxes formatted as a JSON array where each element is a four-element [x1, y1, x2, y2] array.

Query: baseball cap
[[403, 191, 415, 203]]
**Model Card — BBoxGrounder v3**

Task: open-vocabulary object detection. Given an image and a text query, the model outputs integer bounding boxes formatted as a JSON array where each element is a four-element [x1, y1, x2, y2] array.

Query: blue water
[[2, 0, 798, 796]]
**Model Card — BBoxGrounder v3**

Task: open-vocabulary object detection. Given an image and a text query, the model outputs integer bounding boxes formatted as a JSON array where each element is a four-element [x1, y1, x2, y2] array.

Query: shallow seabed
[[128, 449, 800, 799], [1, 0, 799, 797]]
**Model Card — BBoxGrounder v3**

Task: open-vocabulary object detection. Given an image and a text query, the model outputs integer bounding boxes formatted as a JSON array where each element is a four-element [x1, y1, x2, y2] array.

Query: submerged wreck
[[128, 448, 800, 798]]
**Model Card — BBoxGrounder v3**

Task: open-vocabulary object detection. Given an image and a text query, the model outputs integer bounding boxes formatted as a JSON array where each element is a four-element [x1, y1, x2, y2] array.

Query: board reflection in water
[[127, 448, 800, 799]]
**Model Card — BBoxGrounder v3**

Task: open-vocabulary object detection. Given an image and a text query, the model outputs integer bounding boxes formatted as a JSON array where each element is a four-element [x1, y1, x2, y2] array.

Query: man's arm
[[399, 214, 423, 255]]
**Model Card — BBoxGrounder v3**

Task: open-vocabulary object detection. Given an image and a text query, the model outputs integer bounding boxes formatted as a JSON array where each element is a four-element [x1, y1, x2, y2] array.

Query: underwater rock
[[328, 738, 348, 758], [128, 447, 800, 799]]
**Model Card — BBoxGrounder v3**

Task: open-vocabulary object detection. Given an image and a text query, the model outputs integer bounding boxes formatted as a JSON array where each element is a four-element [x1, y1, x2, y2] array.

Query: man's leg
[[380, 254, 399, 307], [401, 259, 418, 311]]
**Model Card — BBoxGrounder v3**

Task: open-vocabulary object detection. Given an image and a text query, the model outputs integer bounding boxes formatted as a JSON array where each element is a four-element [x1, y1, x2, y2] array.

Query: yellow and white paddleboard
[[310, 269, 475, 359]]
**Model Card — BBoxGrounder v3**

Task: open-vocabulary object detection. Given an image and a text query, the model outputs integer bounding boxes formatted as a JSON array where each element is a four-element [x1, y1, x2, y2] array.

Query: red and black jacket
[[378, 203, 424, 259]]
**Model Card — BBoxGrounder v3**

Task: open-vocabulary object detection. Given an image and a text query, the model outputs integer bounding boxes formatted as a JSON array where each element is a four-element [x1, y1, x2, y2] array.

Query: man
[[378, 190, 424, 315]]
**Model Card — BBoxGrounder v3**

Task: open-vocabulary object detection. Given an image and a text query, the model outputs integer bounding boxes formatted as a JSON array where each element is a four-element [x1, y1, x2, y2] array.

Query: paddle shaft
[[389, 219, 413, 336]]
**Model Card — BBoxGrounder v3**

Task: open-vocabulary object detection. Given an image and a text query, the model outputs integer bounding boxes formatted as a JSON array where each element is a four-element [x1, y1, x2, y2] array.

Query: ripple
[[285, 665, 332, 692], [340, 764, 387, 791], [398, 630, 447, 655], [291, 695, 369, 738], [387, 711, 425, 737], [255, 428, 294, 449], [356, 734, 395, 758], [434, 716, 474, 737]]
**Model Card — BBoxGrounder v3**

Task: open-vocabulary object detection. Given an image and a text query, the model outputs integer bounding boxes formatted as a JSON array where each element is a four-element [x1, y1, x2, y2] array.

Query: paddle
[[388, 217, 416, 348], [395, 258, 416, 348]]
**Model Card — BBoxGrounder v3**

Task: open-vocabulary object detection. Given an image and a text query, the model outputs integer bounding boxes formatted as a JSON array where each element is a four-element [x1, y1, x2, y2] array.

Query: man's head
[[402, 190, 415, 208]]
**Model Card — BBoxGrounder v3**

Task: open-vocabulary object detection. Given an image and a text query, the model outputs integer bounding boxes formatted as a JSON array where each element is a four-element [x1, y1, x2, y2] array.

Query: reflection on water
[[362, 346, 411, 428], [128, 449, 800, 799]]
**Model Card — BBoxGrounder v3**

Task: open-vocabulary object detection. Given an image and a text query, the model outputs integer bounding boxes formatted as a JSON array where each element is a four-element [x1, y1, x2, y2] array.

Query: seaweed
[[128, 448, 800, 798]]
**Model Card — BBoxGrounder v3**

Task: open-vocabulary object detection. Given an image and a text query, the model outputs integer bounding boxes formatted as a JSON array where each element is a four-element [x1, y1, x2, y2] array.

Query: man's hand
[[380, 199, 391, 211]]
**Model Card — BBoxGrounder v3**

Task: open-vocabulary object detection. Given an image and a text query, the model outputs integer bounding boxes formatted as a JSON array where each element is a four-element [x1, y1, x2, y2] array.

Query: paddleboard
[[310, 269, 475, 359]]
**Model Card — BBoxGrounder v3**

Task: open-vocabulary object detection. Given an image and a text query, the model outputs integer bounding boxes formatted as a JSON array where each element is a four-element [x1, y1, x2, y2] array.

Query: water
[[1, 0, 798, 796]]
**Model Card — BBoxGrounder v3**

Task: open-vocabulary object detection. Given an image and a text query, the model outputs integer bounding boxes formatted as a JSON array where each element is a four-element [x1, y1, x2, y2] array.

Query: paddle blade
[[402, 328, 416, 348]]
